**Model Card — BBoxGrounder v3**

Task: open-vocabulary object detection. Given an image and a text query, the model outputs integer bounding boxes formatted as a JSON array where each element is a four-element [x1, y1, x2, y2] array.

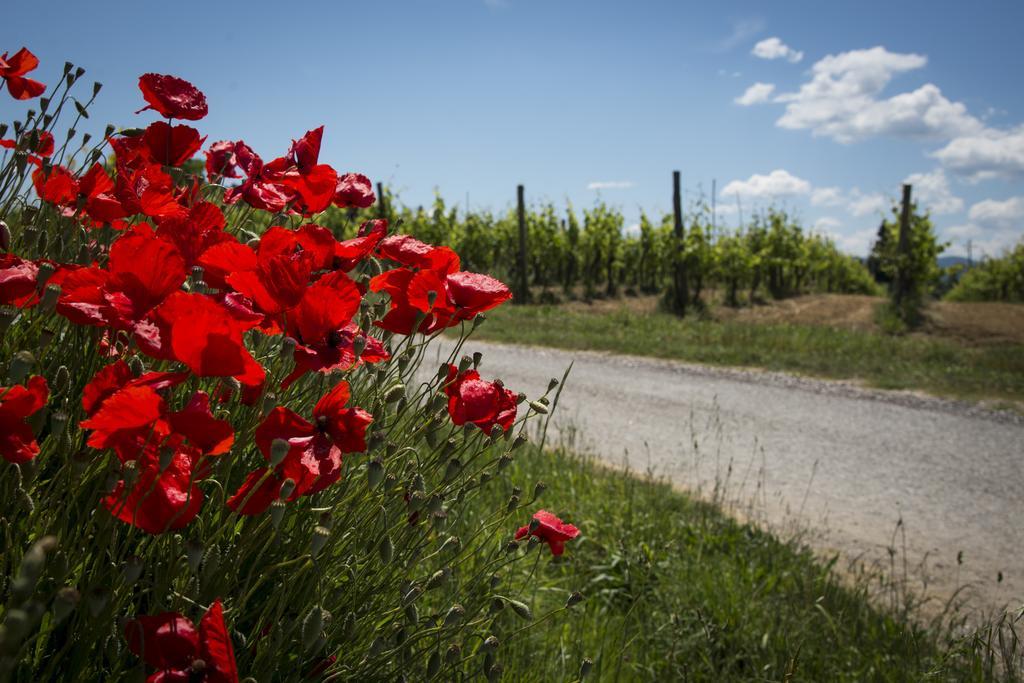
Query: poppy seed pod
[[483, 635, 500, 651], [351, 334, 366, 358], [533, 481, 547, 500], [528, 400, 549, 414], [269, 438, 290, 467], [261, 392, 277, 417], [458, 355, 472, 373], [445, 643, 461, 665], [0, 221, 10, 252], [302, 607, 324, 651], [443, 458, 461, 481], [425, 568, 449, 590], [487, 664, 503, 682], [310, 525, 331, 558], [39, 284, 60, 313], [52, 365, 69, 395], [511, 434, 528, 451], [126, 355, 144, 377], [279, 478, 297, 500], [498, 454, 513, 470], [473, 313, 486, 329], [472, 351, 482, 368], [566, 591, 585, 608]]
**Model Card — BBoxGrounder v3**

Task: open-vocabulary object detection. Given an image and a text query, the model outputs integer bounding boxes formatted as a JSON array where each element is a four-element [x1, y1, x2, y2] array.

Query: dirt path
[[428, 339, 1024, 617]]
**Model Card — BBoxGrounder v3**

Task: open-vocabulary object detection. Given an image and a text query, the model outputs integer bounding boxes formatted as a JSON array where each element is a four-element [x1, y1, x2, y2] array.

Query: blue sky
[[3, 1, 1023, 257]]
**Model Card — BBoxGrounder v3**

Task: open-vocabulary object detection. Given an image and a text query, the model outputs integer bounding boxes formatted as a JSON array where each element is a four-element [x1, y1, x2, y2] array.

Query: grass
[[471, 444, 1022, 681], [461, 303, 1024, 404]]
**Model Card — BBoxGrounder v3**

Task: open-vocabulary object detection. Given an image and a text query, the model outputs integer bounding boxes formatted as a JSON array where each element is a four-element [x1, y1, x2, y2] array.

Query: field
[[461, 293, 1024, 406], [469, 443, 1024, 680]]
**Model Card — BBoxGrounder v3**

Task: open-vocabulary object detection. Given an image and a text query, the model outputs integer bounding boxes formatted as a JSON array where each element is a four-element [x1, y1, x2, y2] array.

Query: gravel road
[[427, 339, 1023, 617]]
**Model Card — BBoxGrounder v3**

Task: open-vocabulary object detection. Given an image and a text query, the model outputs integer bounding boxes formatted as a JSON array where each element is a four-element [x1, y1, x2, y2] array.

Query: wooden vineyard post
[[515, 184, 530, 304], [377, 181, 387, 220], [668, 170, 688, 316], [895, 183, 912, 309]]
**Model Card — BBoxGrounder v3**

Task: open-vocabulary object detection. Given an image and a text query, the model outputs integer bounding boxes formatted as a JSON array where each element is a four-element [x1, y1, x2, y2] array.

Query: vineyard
[[318, 187, 881, 310]]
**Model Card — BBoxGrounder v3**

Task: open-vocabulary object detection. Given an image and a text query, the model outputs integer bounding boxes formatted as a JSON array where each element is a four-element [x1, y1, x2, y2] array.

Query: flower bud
[[0, 221, 10, 252], [52, 365, 69, 395], [121, 459, 139, 488], [8, 350, 35, 383], [378, 535, 393, 564], [351, 334, 366, 357], [280, 337, 296, 363], [269, 499, 286, 530], [39, 284, 60, 314], [579, 659, 594, 679], [269, 438, 290, 467], [528, 400, 549, 414], [443, 604, 465, 627], [425, 568, 449, 591], [483, 635, 500, 651], [36, 262, 56, 291], [473, 313, 486, 329], [439, 535, 461, 554], [507, 598, 533, 621], [445, 643, 461, 665], [472, 351, 483, 368], [498, 454, 513, 470], [566, 591, 585, 608], [367, 458, 384, 489], [437, 363, 449, 379], [427, 650, 441, 677], [443, 458, 461, 481], [490, 424, 504, 441], [532, 481, 546, 500], [504, 540, 520, 554], [279, 478, 296, 500], [384, 384, 405, 404], [511, 434, 528, 451], [302, 607, 324, 651], [458, 355, 472, 372], [310, 525, 331, 558]]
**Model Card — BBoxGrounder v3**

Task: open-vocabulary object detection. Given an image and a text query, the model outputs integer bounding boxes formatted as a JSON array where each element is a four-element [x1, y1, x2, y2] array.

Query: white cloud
[[587, 180, 634, 191], [752, 37, 803, 63], [623, 223, 641, 237], [938, 196, 1024, 257], [773, 46, 983, 144], [846, 190, 889, 217], [810, 186, 845, 207], [932, 125, 1024, 180], [734, 82, 776, 106], [903, 169, 963, 214], [721, 169, 811, 198], [967, 196, 1024, 228], [813, 216, 842, 231]]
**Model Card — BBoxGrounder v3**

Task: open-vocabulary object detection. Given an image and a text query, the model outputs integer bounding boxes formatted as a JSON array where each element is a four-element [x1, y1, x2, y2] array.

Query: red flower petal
[[137, 73, 208, 121], [199, 600, 239, 683], [333, 172, 375, 209], [169, 391, 234, 455], [124, 612, 199, 670]]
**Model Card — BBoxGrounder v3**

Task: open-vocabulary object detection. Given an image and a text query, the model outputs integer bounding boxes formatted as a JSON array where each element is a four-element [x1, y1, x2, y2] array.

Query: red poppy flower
[[195, 238, 258, 291], [0, 48, 46, 100], [446, 271, 513, 319], [156, 201, 230, 268], [334, 219, 387, 271], [141, 121, 206, 167], [283, 270, 361, 354], [125, 599, 239, 683], [284, 322, 389, 390], [443, 365, 517, 433], [0, 376, 48, 464], [32, 165, 79, 206], [224, 225, 335, 327], [333, 173, 375, 209], [222, 142, 293, 213], [78, 163, 128, 224], [514, 510, 580, 556], [168, 391, 234, 455], [205, 140, 240, 179], [148, 291, 266, 389], [115, 162, 187, 221], [0, 254, 40, 307], [81, 360, 188, 418], [103, 440, 206, 534], [377, 235, 461, 273], [56, 224, 186, 330], [227, 381, 372, 515], [0, 130, 54, 159], [137, 73, 208, 121]]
